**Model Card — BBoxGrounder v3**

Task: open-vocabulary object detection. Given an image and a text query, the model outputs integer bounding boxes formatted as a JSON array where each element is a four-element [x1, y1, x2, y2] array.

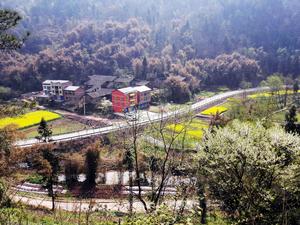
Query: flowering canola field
[[0, 110, 61, 129], [249, 90, 300, 99], [167, 119, 209, 139], [201, 106, 228, 116]]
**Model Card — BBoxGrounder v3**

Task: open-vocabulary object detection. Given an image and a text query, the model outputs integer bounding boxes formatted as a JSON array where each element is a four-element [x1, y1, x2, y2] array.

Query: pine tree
[[37, 118, 52, 142], [0, 9, 27, 50]]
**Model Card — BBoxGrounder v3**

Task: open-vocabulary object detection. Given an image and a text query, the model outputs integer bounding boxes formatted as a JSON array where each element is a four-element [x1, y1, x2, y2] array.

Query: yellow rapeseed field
[[167, 119, 209, 139], [201, 106, 228, 116], [0, 110, 61, 129], [249, 90, 300, 99]]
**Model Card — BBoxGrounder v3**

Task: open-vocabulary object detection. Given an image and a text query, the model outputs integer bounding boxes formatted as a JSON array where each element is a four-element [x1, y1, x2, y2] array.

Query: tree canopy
[[0, 0, 299, 98], [197, 121, 300, 224]]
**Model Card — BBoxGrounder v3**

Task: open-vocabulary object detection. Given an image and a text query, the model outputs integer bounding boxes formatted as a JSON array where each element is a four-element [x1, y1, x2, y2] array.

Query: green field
[[195, 90, 218, 98], [164, 118, 209, 149], [0, 110, 61, 129], [21, 118, 87, 139], [271, 109, 300, 122]]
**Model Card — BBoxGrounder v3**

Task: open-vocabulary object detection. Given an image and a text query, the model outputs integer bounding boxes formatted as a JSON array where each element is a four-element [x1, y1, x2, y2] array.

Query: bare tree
[[147, 108, 194, 209], [118, 105, 195, 212]]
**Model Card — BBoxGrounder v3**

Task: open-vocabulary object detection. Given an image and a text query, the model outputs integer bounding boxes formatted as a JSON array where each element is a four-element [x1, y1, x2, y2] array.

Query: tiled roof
[[85, 75, 117, 92], [86, 75, 117, 84], [87, 89, 113, 99], [114, 77, 134, 83], [135, 80, 150, 86]]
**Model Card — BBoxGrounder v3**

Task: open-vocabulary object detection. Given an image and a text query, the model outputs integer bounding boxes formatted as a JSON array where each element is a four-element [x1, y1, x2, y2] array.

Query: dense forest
[[0, 0, 299, 99]]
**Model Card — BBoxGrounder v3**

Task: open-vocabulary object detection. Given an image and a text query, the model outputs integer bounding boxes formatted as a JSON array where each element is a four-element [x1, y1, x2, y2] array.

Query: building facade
[[135, 86, 152, 109], [42, 80, 73, 101], [63, 86, 85, 104], [112, 86, 151, 113]]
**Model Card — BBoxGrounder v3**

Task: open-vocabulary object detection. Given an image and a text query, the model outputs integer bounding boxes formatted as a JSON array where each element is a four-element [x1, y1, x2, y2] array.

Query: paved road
[[16, 87, 269, 148], [12, 194, 196, 213]]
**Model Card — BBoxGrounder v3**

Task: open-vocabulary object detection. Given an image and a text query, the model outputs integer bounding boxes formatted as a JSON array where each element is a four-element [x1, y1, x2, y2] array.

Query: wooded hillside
[[0, 0, 299, 97]]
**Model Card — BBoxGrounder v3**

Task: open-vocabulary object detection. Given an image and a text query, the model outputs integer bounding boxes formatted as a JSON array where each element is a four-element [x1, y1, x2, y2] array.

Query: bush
[[0, 208, 28, 224], [26, 174, 44, 184], [65, 160, 79, 189], [0, 179, 11, 208]]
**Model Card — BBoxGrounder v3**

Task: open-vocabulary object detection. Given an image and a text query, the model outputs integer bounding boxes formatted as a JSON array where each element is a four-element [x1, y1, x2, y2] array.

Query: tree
[[0, 125, 19, 175], [266, 73, 283, 88], [115, 108, 194, 213], [209, 111, 228, 131], [0, 86, 13, 100], [285, 105, 300, 135], [293, 81, 299, 93], [122, 148, 134, 214], [197, 121, 300, 224], [64, 159, 80, 189], [0, 9, 27, 50], [84, 147, 99, 192], [164, 76, 191, 103], [37, 118, 52, 142], [293, 81, 299, 106], [35, 146, 60, 211], [141, 56, 148, 79], [97, 98, 113, 116], [0, 126, 17, 159]]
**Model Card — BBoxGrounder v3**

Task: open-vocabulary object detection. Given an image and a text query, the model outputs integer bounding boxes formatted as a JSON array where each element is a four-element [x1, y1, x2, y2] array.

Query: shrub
[[26, 174, 44, 184]]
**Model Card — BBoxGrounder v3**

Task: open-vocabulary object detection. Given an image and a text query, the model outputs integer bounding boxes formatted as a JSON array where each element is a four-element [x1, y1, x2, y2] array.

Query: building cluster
[[38, 75, 151, 113], [41, 80, 84, 103]]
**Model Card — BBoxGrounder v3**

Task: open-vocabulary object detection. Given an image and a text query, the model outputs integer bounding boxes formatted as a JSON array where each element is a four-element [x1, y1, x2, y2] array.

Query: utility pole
[[83, 95, 86, 116]]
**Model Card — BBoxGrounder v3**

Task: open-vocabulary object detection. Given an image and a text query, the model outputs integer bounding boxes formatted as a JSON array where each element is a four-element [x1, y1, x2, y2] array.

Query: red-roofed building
[[112, 86, 151, 113]]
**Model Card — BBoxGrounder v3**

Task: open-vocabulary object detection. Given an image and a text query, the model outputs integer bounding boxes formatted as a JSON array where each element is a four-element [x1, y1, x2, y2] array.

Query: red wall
[[112, 90, 125, 113], [112, 89, 142, 113]]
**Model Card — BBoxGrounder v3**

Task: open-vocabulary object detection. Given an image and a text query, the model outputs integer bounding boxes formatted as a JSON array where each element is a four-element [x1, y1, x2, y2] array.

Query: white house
[[42, 80, 73, 101]]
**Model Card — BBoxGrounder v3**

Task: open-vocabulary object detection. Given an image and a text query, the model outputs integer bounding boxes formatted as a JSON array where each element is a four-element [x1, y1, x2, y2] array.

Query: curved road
[[16, 87, 269, 148]]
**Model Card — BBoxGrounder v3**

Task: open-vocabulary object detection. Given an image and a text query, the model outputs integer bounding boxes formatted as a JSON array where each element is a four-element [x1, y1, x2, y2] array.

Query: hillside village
[[34, 75, 152, 115]]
